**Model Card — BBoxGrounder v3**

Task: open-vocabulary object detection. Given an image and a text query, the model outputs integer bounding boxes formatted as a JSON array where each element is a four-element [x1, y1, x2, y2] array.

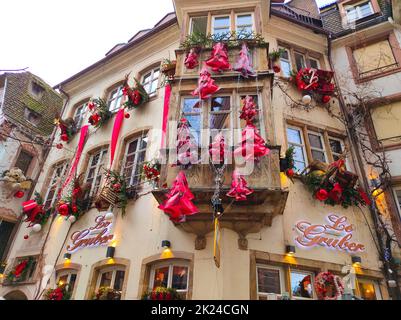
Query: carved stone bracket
[[237, 234, 248, 250], [195, 235, 206, 250]]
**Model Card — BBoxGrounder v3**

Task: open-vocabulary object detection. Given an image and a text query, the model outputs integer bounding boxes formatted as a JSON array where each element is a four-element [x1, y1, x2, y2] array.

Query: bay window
[[209, 96, 232, 146], [85, 148, 108, 198], [181, 98, 203, 147], [122, 134, 148, 187], [107, 85, 125, 113], [44, 162, 69, 209]]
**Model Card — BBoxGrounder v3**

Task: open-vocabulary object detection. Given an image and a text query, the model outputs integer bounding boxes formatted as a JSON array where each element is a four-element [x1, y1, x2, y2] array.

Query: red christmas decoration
[[184, 48, 200, 69], [322, 95, 331, 104], [209, 133, 230, 165], [233, 43, 255, 78], [286, 168, 295, 178], [88, 113, 101, 126], [314, 271, 344, 300], [47, 287, 64, 300], [273, 65, 281, 73], [158, 171, 199, 223], [234, 123, 270, 162], [226, 170, 254, 201], [24, 235, 29, 240], [192, 64, 220, 100], [14, 260, 28, 278], [14, 190, 24, 198], [124, 113, 130, 119], [22, 199, 44, 227], [329, 183, 343, 203], [61, 133, 69, 142], [316, 189, 329, 201], [56, 143, 63, 149], [358, 188, 371, 206], [176, 118, 199, 168], [206, 42, 231, 73], [58, 203, 69, 216], [239, 95, 258, 124]]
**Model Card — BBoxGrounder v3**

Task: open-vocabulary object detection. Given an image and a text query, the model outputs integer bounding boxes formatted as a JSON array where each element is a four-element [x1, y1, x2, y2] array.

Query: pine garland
[[88, 98, 112, 128], [123, 76, 149, 109]]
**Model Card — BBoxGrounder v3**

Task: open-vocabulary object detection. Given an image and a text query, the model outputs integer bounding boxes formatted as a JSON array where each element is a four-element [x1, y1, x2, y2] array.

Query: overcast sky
[[1, 0, 334, 87]]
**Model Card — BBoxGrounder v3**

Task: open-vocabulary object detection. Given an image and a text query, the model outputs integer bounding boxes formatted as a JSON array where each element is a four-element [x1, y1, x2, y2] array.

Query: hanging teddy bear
[[1, 167, 32, 198]]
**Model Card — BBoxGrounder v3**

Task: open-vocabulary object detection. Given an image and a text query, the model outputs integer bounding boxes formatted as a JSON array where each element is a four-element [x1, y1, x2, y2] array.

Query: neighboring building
[[321, 0, 401, 295], [0, 71, 63, 285], [0, 0, 399, 300]]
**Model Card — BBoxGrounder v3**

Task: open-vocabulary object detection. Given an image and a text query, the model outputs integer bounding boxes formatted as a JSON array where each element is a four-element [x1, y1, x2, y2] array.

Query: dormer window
[[345, 1, 374, 22], [30, 82, 45, 98], [24, 107, 42, 126]]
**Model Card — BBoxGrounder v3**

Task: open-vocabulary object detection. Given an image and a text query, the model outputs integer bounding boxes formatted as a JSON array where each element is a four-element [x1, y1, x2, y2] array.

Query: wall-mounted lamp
[[63, 253, 71, 260], [286, 245, 296, 256], [161, 240, 173, 259], [352, 256, 362, 265], [106, 246, 115, 259], [212, 198, 224, 216]]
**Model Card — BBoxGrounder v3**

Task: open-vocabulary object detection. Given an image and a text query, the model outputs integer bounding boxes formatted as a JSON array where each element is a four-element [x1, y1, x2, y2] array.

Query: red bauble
[[88, 102, 95, 111], [124, 113, 130, 119], [316, 189, 329, 201], [58, 203, 69, 216], [329, 183, 343, 203], [61, 133, 69, 142], [322, 95, 331, 104], [113, 183, 121, 192], [56, 143, 63, 149], [273, 65, 281, 73], [286, 168, 295, 177], [24, 235, 29, 240], [14, 190, 25, 198], [72, 205, 78, 213]]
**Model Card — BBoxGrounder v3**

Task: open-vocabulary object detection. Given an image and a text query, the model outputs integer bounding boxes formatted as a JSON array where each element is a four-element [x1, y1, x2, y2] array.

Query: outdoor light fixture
[[161, 240, 173, 259], [286, 245, 296, 255], [352, 256, 362, 265], [106, 246, 115, 259], [63, 253, 71, 260], [212, 198, 224, 216]]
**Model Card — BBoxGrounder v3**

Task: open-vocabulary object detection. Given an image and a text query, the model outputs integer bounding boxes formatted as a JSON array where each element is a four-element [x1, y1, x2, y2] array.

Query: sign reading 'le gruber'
[[295, 214, 365, 252], [66, 215, 114, 253]]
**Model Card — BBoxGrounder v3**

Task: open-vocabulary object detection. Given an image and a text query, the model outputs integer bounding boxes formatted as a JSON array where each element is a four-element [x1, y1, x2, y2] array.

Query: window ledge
[[355, 66, 401, 84]]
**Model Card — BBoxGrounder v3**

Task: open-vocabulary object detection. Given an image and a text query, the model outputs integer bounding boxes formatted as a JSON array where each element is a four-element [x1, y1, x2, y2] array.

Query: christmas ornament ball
[[105, 212, 114, 220], [125, 113, 130, 119], [24, 235, 29, 240], [68, 215, 77, 223], [302, 94, 312, 105], [32, 224, 42, 233]]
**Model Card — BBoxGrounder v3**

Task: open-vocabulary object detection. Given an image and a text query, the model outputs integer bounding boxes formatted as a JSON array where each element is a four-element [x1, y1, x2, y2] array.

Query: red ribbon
[[110, 109, 125, 168], [161, 84, 171, 150], [59, 125, 89, 198]]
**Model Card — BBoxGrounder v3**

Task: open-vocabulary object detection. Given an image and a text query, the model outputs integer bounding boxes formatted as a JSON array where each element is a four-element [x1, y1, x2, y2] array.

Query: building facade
[[0, 0, 400, 300]]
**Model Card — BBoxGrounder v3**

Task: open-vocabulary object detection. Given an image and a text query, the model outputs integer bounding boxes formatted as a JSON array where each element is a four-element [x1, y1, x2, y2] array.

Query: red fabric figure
[[239, 95, 258, 124], [176, 118, 199, 168], [234, 124, 270, 162], [192, 64, 220, 100], [233, 43, 255, 78], [206, 42, 231, 73], [158, 171, 199, 222], [209, 133, 230, 165], [226, 170, 254, 201], [184, 48, 199, 69]]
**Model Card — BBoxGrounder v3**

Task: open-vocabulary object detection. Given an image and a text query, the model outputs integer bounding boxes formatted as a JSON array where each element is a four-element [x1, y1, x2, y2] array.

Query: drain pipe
[[326, 33, 401, 300]]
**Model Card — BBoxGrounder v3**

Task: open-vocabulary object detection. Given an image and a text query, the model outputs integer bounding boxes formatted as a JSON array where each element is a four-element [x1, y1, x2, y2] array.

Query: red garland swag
[[233, 43, 255, 78], [192, 64, 220, 100], [158, 171, 199, 223], [205, 42, 231, 73], [226, 170, 254, 201]]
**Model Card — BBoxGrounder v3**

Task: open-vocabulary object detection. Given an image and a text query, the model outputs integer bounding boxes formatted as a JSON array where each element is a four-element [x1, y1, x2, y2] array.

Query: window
[[149, 262, 189, 299], [309, 57, 320, 69], [345, 1, 374, 22], [394, 187, 401, 217], [142, 68, 160, 95], [24, 107, 42, 126], [290, 270, 314, 299], [73, 103, 87, 129], [294, 52, 306, 71], [181, 98, 203, 146], [238, 94, 265, 142], [209, 96, 232, 145], [44, 162, 69, 209], [96, 267, 125, 300], [212, 15, 231, 37], [107, 85, 124, 113], [0, 219, 15, 260], [122, 134, 148, 187], [85, 148, 108, 198], [257, 265, 285, 300], [353, 40, 398, 78], [329, 138, 345, 161], [15, 150, 34, 175], [279, 47, 292, 77], [236, 14, 253, 34], [308, 131, 327, 163], [56, 270, 77, 295], [357, 279, 382, 300], [286, 127, 308, 171], [370, 101, 401, 148], [189, 16, 208, 35], [30, 82, 45, 97]]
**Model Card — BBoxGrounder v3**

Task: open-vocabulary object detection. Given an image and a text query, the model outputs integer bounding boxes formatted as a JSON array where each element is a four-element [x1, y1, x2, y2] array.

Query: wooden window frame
[[43, 162, 69, 209], [106, 84, 125, 113], [355, 277, 383, 300], [95, 266, 126, 294], [286, 125, 308, 172], [211, 14, 231, 37], [256, 264, 286, 299], [235, 13, 255, 34], [141, 67, 160, 97], [307, 130, 328, 163], [73, 102, 88, 130], [289, 268, 316, 300], [56, 269, 78, 298], [84, 147, 109, 198], [149, 261, 190, 297], [208, 95, 233, 148]]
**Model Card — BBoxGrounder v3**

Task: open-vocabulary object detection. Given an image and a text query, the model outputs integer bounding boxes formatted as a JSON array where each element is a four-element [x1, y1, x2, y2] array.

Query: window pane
[[113, 270, 125, 291], [172, 266, 188, 290], [211, 97, 230, 112], [99, 271, 113, 288], [186, 115, 201, 145], [210, 113, 230, 130], [15, 150, 33, 174], [395, 189, 401, 212], [0, 221, 15, 260], [281, 60, 291, 77], [183, 98, 201, 113], [237, 14, 252, 26], [150, 79, 158, 94], [311, 150, 326, 162], [140, 136, 148, 150], [128, 140, 138, 154], [309, 59, 319, 69], [281, 49, 289, 60], [57, 275, 68, 286], [308, 133, 324, 149], [291, 145, 306, 171], [287, 128, 302, 144], [153, 267, 169, 289], [257, 268, 281, 294], [359, 281, 377, 300], [329, 139, 343, 154], [69, 274, 77, 292], [291, 272, 313, 299], [294, 52, 306, 71], [214, 16, 230, 28], [191, 16, 208, 35]]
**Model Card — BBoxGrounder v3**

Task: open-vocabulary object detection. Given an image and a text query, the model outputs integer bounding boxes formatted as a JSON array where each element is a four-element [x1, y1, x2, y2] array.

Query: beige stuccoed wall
[[1, 1, 389, 300]]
